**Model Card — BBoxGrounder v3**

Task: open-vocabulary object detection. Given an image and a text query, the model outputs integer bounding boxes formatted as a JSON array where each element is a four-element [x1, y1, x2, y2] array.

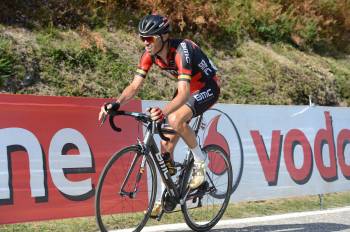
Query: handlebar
[[99, 110, 172, 141]]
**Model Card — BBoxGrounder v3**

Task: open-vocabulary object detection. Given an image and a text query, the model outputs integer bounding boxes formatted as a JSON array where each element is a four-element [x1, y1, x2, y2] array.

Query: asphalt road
[[138, 206, 350, 232]]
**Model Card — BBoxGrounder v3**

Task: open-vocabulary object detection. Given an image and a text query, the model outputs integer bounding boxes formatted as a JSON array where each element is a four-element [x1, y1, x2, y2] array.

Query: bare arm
[[162, 80, 190, 116], [116, 75, 144, 105], [98, 75, 144, 121]]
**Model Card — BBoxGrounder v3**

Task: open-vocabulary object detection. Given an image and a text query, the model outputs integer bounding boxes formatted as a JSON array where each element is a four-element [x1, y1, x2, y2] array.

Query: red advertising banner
[[2, 95, 350, 225], [0, 94, 142, 224]]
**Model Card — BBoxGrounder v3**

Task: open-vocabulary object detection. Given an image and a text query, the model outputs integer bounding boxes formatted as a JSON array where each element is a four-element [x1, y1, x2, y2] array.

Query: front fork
[[120, 147, 147, 199]]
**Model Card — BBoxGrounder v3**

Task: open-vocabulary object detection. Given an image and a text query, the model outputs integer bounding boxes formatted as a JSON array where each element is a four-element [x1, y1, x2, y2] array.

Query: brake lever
[[99, 114, 107, 127]]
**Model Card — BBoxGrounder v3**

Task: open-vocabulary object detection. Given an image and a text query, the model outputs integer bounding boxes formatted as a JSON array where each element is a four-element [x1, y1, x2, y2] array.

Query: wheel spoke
[[95, 146, 157, 231], [181, 144, 233, 231]]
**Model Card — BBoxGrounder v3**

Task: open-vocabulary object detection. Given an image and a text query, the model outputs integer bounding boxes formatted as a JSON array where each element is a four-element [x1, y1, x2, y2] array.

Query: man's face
[[140, 35, 164, 55]]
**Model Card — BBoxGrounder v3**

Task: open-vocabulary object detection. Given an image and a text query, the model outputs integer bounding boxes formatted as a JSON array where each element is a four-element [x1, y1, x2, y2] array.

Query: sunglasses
[[139, 35, 159, 43]]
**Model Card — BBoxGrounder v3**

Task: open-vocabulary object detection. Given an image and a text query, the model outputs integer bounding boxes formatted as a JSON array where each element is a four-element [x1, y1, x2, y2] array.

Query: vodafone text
[[1, 111, 349, 205], [0, 128, 93, 201], [251, 112, 350, 185]]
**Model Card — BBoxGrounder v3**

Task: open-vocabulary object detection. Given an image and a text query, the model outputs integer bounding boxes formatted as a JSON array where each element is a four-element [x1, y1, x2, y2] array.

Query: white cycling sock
[[191, 145, 206, 163], [156, 174, 166, 203]]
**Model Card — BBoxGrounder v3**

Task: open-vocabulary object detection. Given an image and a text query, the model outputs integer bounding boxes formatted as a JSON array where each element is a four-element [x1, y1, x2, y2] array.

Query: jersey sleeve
[[136, 51, 153, 78], [175, 41, 193, 82]]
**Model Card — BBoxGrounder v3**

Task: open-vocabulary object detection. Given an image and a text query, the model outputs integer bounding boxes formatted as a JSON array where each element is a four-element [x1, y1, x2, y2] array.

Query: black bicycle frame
[[144, 122, 182, 201], [119, 113, 204, 203]]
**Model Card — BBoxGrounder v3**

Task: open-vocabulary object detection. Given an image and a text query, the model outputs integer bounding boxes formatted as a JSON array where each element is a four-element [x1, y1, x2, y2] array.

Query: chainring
[[161, 190, 177, 213]]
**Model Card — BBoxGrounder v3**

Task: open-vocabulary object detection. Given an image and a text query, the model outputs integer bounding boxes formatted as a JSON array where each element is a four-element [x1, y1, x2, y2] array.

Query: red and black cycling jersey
[[135, 39, 218, 93]]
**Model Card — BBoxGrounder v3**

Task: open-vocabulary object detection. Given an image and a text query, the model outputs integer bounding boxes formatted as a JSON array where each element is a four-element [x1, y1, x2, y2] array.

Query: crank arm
[[165, 205, 203, 214], [119, 190, 138, 199]]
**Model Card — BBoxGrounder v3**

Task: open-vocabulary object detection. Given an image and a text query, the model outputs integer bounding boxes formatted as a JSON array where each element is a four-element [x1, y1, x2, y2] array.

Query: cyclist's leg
[[178, 78, 220, 149], [160, 133, 180, 174], [166, 77, 220, 156], [160, 131, 180, 172], [167, 106, 197, 149], [162, 89, 184, 158], [160, 131, 180, 155], [167, 106, 207, 189], [166, 88, 199, 153], [168, 78, 220, 188]]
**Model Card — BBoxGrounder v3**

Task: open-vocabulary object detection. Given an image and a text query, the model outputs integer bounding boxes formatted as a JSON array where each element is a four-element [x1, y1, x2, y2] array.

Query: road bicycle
[[95, 109, 233, 232]]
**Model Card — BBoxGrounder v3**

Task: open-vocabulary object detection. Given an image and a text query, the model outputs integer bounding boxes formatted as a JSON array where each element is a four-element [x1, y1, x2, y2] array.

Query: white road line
[[217, 206, 350, 227], [114, 206, 350, 232]]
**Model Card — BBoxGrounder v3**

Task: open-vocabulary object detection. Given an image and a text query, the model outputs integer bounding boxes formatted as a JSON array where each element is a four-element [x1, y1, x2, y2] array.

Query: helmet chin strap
[[154, 35, 169, 57]]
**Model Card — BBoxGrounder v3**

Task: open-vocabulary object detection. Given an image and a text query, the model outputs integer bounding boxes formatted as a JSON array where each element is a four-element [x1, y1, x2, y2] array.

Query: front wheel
[[181, 144, 233, 231], [95, 145, 157, 232]]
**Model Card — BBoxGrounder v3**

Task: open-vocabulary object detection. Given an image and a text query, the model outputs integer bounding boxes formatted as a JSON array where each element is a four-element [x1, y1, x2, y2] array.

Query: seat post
[[192, 114, 204, 136]]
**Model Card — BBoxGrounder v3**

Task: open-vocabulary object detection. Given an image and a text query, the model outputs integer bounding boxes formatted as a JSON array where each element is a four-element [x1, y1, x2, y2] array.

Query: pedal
[[196, 181, 209, 197], [149, 203, 163, 220]]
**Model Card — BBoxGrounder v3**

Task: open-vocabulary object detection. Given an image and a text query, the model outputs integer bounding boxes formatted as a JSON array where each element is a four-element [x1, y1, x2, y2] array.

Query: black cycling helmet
[[138, 14, 170, 36]]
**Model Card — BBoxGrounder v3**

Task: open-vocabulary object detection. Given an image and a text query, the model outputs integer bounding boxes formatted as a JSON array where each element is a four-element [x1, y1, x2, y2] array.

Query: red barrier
[[0, 94, 142, 224]]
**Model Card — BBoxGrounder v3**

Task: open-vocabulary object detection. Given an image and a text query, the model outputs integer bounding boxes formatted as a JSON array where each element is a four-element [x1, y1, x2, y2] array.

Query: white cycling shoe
[[189, 160, 206, 189], [149, 201, 162, 218]]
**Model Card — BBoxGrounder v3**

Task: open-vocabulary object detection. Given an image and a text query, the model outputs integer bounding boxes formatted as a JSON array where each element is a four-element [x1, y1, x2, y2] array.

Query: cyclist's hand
[[98, 102, 120, 121], [150, 107, 165, 123], [98, 104, 108, 121]]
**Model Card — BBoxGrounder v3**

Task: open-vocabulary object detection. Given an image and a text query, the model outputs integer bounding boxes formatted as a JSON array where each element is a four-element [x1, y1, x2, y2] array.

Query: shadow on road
[[166, 223, 350, 232]]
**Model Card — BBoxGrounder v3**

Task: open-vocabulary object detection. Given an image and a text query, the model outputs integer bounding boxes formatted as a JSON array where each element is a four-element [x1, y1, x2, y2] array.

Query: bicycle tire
[[181, 144, 233, 231], [95, 145, 157, 232]]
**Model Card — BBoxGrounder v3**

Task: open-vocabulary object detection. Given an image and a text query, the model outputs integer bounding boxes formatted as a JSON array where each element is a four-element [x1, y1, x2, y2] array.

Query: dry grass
[[1, 25, 350, 105]]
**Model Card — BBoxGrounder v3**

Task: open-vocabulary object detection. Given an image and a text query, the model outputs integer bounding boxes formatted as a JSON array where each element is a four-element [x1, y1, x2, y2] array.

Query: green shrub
[[333, 65, 350, 105], [34, 28, 136, 97], [0, 58, 12, 87], [49, 46, 102, 70], [0, 37, 16, 87]]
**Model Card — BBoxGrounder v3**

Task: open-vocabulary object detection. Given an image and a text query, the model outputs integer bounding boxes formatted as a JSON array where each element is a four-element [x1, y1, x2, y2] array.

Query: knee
[[167, 113, 183, 132]]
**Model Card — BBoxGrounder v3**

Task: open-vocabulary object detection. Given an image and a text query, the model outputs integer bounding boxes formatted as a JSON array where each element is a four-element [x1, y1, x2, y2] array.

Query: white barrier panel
[[142, 101, 350, 202]]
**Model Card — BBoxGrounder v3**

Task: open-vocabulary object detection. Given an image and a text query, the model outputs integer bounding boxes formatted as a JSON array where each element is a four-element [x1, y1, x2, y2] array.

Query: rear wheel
[[95, 145, 157, 232], [181, 144, 232, 231]]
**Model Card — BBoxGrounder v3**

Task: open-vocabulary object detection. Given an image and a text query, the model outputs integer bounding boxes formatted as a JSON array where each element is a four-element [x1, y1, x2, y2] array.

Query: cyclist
[[98, 14, 220, 216]]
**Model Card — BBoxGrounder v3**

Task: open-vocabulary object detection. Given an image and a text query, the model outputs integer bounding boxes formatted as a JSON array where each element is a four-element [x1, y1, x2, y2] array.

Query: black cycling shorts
[[186, 78, 220, 117]]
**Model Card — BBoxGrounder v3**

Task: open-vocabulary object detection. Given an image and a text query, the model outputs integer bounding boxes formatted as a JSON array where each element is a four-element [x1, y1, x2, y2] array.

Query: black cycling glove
[[104, 102, 120, 113]]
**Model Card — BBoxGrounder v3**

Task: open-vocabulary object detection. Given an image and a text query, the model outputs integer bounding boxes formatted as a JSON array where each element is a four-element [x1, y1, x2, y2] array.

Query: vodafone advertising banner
[[0, 94, 350, 224], [0, 94, 142, 224], [143, 101, 350, 202]]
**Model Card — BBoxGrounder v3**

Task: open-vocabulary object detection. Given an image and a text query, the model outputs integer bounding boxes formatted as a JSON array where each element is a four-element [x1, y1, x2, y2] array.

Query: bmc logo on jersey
[[180, 42, 190, 64], [193, 89, 213, 102], [198, 59, 213, 75]]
